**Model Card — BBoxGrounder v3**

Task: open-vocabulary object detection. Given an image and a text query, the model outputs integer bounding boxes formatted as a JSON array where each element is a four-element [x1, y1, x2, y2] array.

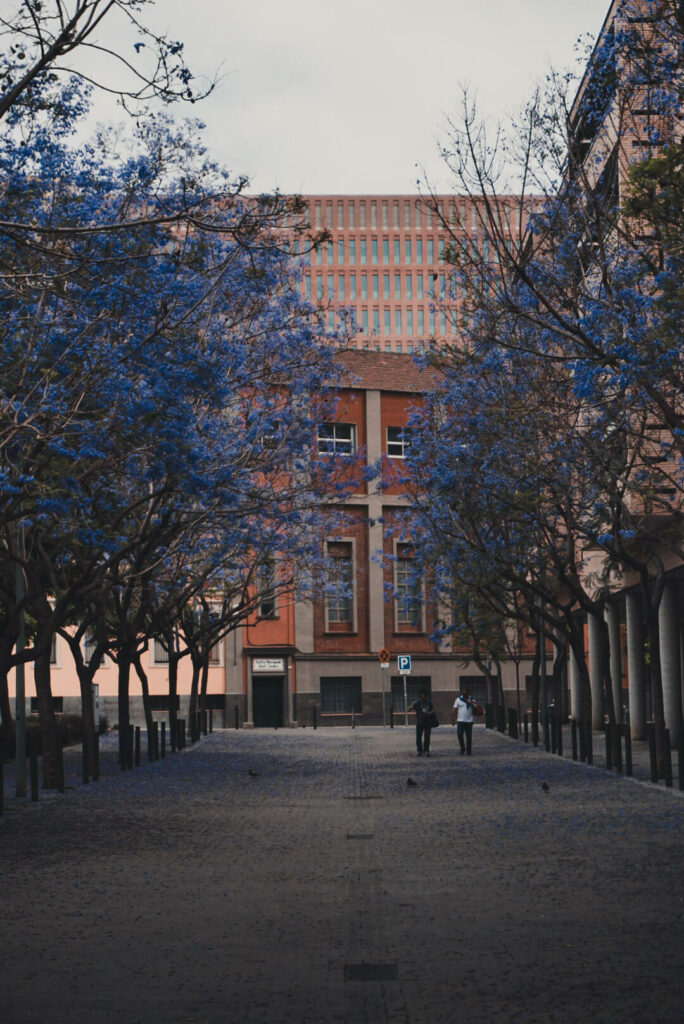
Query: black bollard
[[234, 704, 239, 730], [605, 725, 613, 770], [94, 730, 99, 781], [507, 708, 518, 739], [134, 726, 141, 767], [29, 734, 39, 802], [532, 713, 539, 748], [523, 712, 529, 743], [312, 706, 317, 730], [390, 706, 394, 728], [613, 724, 622, 773], [664, 729, 673, 788], [647, 723, 657, 782], [571, 718, 578, 760], [127, 724, 134, 769], [209, 709, 213, 733], [623, 723, 632, 777], [57, 737, 65, 793], [161, 721, 166, 759], [181, 719, 186, 749]]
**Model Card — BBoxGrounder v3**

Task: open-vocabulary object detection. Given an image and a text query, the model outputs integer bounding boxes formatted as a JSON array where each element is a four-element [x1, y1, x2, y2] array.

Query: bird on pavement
[[541, 781, 549, 792], [248, 769, 261, 777], [407, 777, 417, 787]]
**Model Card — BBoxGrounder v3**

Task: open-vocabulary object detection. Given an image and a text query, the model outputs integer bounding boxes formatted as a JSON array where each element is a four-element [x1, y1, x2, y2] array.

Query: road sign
[[378, 648, 391, 664], [398, 655, 412, 675]]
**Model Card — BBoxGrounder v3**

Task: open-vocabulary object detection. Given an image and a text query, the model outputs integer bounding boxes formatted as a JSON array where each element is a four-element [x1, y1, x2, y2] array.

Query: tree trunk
[[117, 650, 131, 767], [34, 644, 60, 788], [133, 654, 155, 757]]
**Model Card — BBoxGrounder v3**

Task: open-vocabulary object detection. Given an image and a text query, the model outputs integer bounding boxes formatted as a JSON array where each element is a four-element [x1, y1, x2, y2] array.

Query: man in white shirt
[[451, 686, 475, 755]]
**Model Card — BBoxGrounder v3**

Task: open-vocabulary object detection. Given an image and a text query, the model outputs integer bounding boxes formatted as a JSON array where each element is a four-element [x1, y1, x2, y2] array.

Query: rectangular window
[[426, 207, 433, 229], [258, 558, 278, 619], [371, 201, 377, 228], [406, 308, 413, 333], [440, 310, 447, 334], [326, 540, 354, 627], [373, 308, 380, 331], [362, 308, 368, 330], [338, 273, 345, 300], [349, 274, 356, 299], [417, 308, 424, 333], [382, 201, 388, 228], [327, 273, 334, 299], [326, 201, 333, 228], [349, 238, 356, 263], [393, 202, 400, 228], [314, 202, 321, 228], [315, 246, 323, 266], [360, 238, 367, 265], [327, 240, 334, 264], [305, 275, 311, 299], [394, 308, 402, 333], [316, 274, 323, 299], [337, 202, 344, 229], [416, 273, 423, 299], [394, 238, 400, 264], [416, 238, 423, 263], [382, 238, 389, 265], [327, 310, 334, 331], [338, 239, 344, 264], [321, 677, 361, 714], [361, 273, 368, 299], [404, 238, 411, 263], [395, 544, 422, 629], [371, 238, 378, 265], [359, 202, 366, 228], [387, 426, 411, 458], [154, 638, 170, 663], [427, 238, 434, 264], [372, 273, 379, 299], [394, 273, 401, 299], [384, 308, 390, 334], [404, 201, 411, 228], [429, 309, 435, 333], [405, 273, 412, 299], [439, 238, 445, 262], [349, 203, 355, 228], [383, 273, 390, 299], [415, 205, 422, 229], [318, 423, 356, 456]]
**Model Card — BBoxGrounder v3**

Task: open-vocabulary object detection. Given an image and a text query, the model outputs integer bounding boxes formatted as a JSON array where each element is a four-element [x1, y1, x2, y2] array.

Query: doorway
[[252, 676, 284, 728]]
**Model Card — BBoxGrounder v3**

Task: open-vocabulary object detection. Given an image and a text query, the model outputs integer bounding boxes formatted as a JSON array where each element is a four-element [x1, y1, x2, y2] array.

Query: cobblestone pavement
[[1, 725, 682, 1024]]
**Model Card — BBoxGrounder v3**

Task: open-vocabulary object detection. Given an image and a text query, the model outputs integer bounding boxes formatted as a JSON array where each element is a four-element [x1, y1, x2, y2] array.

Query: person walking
[[452, 686, 475, 755], [411, 690, 435, 756]]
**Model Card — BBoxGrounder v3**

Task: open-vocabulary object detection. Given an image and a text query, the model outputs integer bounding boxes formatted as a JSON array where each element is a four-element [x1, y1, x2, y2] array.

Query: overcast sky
[[96, 0, 610, 194]]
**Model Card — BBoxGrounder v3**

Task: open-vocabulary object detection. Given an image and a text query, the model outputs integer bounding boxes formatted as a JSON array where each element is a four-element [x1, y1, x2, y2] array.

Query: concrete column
[[659, 580, 682, 749], [587, 612, 604, 729], [605, 600, 623, 724], [568, 645, 582, 721], [625, 591, 647, 740]]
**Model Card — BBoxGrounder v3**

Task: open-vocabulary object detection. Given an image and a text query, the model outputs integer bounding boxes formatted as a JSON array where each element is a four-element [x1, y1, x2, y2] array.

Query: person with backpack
[[451, 686, 477, 755]]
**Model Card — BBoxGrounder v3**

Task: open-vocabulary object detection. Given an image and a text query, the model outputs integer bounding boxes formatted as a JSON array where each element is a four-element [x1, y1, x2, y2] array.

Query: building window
[[349, 203, 355, 228], [361, 308, 368, 330], [427, 238, 434, 264], [393, 202, 400, 228], [416, 273, 423, 299], [406, 308, 413, 333], [387, 426, 411, 458], [326, 201, 333, 228], [316, 274, 323, 299], [327, 241, 333, 264], [394, 273, 401, 299], [417, 308, 424, 333], [338, 273, 345, 300], [318, 423, 357, 456], [372, 273, 379, 299], [315, 246, 323, 266], [314, 202, 321, 228], [382, 238, 389, 265], [381, 201, 388, 228], [373, 308, 380, 331], [304, 275, 311, 299], [258, 559, 278, 618], [360, 238, 367, 265], [394, 238, 400, 264], [321, 677, 362, 714], [395, 544, 422, 630], [325, 540, 355, 628], [371, 238, 378, 265], [383, 273, 390, 299], [404, 201, 411, 228], [405, 273, 412, 299], [361, 273, 368, 299], [327, 273, 334, 299], [416, 238, 423, 263], [429, 309, 435, 334], [359, 202, 366, 228], [153, 638, 170, 664], [415, 204, 422, 229], [371, 202, 377, 228], [384, 308, 390, 334], [349, 274, 356, 300], [405, 238, 411, 264], [338, 239, 344, 264], [349, 238, 356, 263], [395, 308, 402, 333], [337, 202, 344, 229]]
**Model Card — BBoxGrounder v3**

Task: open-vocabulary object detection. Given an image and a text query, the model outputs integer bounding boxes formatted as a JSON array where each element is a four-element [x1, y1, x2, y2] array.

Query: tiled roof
[[332, 349, 442, 394]]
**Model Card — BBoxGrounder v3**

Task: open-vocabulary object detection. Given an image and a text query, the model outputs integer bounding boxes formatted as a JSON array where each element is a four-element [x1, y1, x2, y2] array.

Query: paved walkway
[[1, 726, 682, 1024]]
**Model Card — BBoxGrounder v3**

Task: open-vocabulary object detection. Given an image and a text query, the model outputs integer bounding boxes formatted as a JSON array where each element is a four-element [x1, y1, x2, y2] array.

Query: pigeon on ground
[[541, 781, 549, 792], [248, 769, 261, 777], [407, 777, 417, 787]]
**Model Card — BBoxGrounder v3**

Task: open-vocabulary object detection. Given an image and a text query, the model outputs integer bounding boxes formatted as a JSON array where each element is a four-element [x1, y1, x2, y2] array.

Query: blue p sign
[[398, 655, 412, 675]]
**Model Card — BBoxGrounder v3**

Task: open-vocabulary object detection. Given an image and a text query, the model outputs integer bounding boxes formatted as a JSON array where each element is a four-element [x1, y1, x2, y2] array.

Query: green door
[[252, 677, 284, 728]]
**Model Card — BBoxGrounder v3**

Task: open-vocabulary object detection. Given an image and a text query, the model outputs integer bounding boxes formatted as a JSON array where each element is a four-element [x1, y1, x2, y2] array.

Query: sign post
[[397, 655, 412, 726], [378, 649, 390, 727]]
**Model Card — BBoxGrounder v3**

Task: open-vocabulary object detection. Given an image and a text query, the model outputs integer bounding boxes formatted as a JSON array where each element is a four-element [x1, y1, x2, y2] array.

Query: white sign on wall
[[252, 657, 286, 673]]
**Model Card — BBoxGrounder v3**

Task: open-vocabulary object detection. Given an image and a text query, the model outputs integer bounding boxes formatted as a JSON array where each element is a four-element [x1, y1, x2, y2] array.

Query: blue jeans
[[457, 721, 473, 753]]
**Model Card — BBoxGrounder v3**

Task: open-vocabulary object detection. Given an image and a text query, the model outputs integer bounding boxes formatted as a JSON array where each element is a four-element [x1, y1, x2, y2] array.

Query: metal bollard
[[312, 706, 317, 730], [234, 704, 239, 730], [161, 721, 166, 759], [623, 723, 632, 777], [135, 726, 141, 767], [29, 734, 39, 802], [127, 724, 134, 769], [209, 708, 213, 733], [390, 706, 394, 729], [523, 712, 529, 743]]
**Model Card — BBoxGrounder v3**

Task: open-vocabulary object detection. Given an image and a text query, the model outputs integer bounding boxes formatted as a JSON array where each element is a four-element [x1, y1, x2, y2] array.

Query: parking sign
[[398, 655, 412, 675]]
